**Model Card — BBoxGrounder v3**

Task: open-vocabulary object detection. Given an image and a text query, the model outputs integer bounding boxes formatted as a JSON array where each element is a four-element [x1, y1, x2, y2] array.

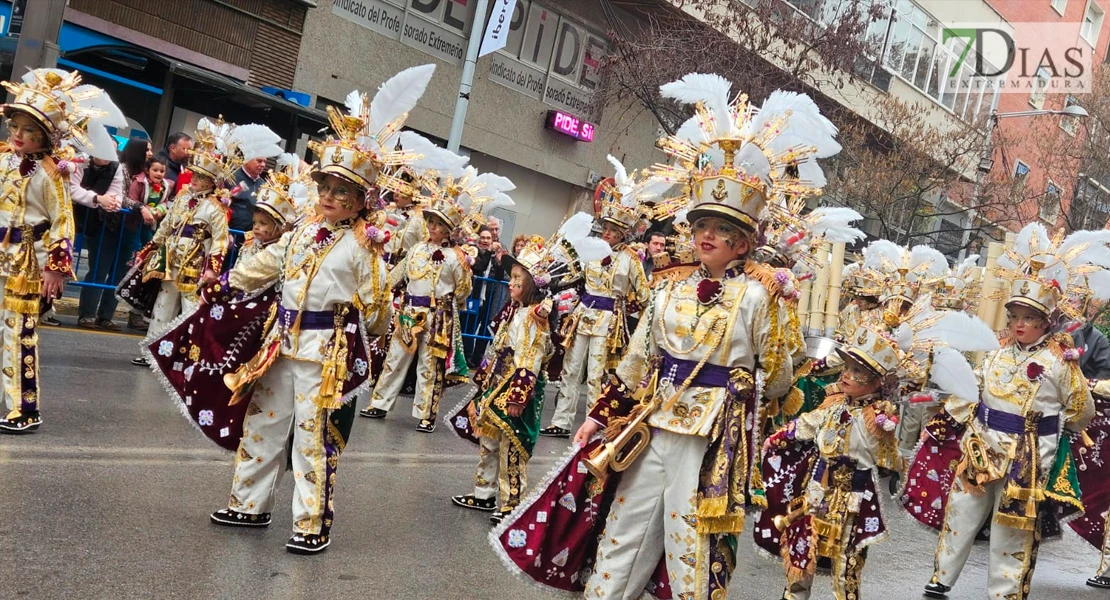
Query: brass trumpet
[[773, 496, 806, 531], [584, 398, 659, 480]]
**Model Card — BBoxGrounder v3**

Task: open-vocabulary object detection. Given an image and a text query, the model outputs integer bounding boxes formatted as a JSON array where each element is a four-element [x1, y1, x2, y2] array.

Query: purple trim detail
[[19, 315, 38, 412], [405, 294, 433, 308], [277, 305, 336, 330], [580, 292, 615, 312], [0, 221, 49, 243], [660, 350, 733, 388], [976, 402, 1058, 436]]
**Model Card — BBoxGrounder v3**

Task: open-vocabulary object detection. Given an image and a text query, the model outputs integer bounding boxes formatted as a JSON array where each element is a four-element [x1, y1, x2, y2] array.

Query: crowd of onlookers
[[61, 140, 668, 355]]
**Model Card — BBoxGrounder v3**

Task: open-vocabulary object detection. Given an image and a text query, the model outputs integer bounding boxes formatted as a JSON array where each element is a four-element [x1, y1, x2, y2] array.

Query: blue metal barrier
[[460, 275, 510, 344]]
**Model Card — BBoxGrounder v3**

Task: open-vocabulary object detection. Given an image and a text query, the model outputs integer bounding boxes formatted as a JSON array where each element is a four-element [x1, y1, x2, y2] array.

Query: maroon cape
[[489, 441, 671, 598], [899, 408, 965, 530], [148, 286, 371, 451], [1069, 398, 1110, 549]]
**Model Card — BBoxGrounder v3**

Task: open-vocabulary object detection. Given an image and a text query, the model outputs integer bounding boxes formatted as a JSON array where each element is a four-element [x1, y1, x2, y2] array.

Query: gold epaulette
[[624, 243, 645, 259], [650, 262, 699, 288], [454, 246, 474, 272], [744, 260, 787, 300]]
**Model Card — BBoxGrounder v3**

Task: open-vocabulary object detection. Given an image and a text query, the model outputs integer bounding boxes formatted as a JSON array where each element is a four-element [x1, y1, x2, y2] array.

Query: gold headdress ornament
[[419, 165, 515, 234], [861, 240, 948, 308], [933, 255, 982, 312], [254, 153, 316, 228], [595, 155, 670, 233], [377, 132, 469, 205], [1, 68, 127, 160], [995, 223, 1110, 321], [308, 64, 438, 200], [841, 294, 997, 393], [648, 74, 841, 233], [759, 194, 864, 271], [189, 117, 282, 183], [507, 212, 612, 290]]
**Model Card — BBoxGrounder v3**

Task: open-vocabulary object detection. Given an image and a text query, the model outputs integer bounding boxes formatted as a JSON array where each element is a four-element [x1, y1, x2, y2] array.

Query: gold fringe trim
[[744, 261, 784, 300], [1044, 489, 1085, 512], [2, 295, 40, 315], [993, 512, 1036, 531]]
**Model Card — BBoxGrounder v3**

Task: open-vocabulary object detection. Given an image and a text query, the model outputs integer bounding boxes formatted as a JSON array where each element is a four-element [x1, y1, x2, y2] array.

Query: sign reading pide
[[332, 0, 606, 120]]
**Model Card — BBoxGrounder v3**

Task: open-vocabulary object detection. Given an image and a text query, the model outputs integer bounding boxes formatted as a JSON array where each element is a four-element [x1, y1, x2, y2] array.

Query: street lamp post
[[961, 104, 1089, 258]]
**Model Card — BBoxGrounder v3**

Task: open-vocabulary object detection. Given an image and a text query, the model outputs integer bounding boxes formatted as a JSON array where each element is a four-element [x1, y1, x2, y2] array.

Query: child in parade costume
[[491, 73, 836, 600], [834, 262, 883, 342], [898, 223, 1105, 600], [0, 69, 124, 432], [148, 64, 440, 555], [360, 164, 513, 432], [123, 118, 282, 367], [449, 214, 607, 524], [539, 155, 655, 439], [756, 190, 865, 426], [237, 154, 313, 262], [756, 298, 994, 600]]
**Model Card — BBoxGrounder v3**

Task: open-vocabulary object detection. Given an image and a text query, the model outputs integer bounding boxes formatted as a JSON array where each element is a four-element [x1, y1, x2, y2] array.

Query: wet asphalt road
[[0, 326, 1106, 599]]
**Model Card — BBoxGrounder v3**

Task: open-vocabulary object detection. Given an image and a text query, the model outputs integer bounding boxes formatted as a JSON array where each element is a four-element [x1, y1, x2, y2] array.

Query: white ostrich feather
[[659, 73, 734, 137], [956, 255, 980, 276], [607, 155, 630, 189], [919, 310, 1000, 352], [560, 212, 595, 244], [229, 123, 282, 160], [1085, 270, 1110, 301], [909, 245, 948, 279], [344, 90, 365, 117], [894, 323, 913, 353], [843, 262, 860, 278], [475, 172, 515, 195], [796, 159, 827, 188], [368, 64, 436, 137], [735, 142, 772, 185], [863, 239, 904, 273], [1060, 230, 1110, 269], [675, 117, 705, 146], [575, 238, 612, 263], [1011, 222, 1052, 264], [397, 131, 468, 175], [929, 347, 979, 399], [752, 90, 841, 158]]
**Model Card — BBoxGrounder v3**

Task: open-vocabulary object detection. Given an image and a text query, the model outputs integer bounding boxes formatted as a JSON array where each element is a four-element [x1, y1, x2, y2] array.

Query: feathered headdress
[[933, 255, 981, 311], [861, 240, 947, 306], [595, 155, 670, 233], [421, 165, 515, 234], [1, 68, 127, 161], [254, 153, 315, 228], [190, 118, 282, 183], [760, 195, 864, 271], [648, 74, 840, 233], [308, 64, 437, 197], [841, 294, 998, 399], [378, 131, 469, 202], [507, 212, 612, 291], [996, 223, 1110, 321]]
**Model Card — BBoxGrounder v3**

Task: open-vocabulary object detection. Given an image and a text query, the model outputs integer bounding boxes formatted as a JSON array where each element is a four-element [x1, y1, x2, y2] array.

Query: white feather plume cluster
[[908, 245, 948, 283], [397, 130, 469, 177], [998, 222, 1110, 312], [805, 206, 865, 244], [228, 123, 282, 161], [606, 154, 673, 209], [13, 69, 128, 161], [887, 295, 997, 398], [862, 239, 904, 274]]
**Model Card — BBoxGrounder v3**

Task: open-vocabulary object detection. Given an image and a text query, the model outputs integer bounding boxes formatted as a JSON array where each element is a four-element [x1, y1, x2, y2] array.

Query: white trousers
[[933, 475, 1039, 599], [584, 429, 707, 600], [0, 302, 39, 415], [368, 325, 442, 421], [549, 332, 607, 430], [145, 280, 197, 341], [228, 358, 340, 536], [473, 428, 526, 510]]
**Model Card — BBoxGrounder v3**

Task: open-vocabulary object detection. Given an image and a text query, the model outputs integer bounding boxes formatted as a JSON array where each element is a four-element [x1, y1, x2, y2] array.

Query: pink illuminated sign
[[544, 110, 594, 142]]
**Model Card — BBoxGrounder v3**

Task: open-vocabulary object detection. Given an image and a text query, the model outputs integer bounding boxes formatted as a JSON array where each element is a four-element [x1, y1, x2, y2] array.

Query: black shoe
[[539, 425, 571, 438], [451, 494, 497, 512], [0, 411, 41, 433], [127, 314, 149, 332], [210, 508, 271, 528], [286, 533, 330, 554], [490, 508, 513, 525], [923, 581, 951, 598], [888, 471, 902, 496], [1088, 576, 1110, 589], [359, 408, 387, 419], [131, 356, 150, 367], [40, 316, 61, 327], [416, 419, 436, 433]]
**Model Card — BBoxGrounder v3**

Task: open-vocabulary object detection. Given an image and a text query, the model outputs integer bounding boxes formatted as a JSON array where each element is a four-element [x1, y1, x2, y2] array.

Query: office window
[[1029, 67, 1050, 109], [1083, 1, 1105, 46]]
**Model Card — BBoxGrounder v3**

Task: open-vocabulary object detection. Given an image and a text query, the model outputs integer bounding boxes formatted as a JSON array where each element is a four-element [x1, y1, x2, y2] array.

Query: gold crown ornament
[[648, 74, 840, 234], [419, 165, 514, 233], [839, 296, 997, 395], [189, 117, 282, 184], [759, 192, 864, 271], [504, 212, 611, 291], [254, 153, 315, 228], [1, 68, 127, 161], [862, 240, 948, 307], [995, 224, 1110, 321], [933, 255, 982, 312], [308, 64, 439, 202], [593, 155, 669, 234]]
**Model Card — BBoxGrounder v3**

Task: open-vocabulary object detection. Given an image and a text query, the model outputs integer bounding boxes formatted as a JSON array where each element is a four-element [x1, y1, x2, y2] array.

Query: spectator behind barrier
[[71, 153, 127, 331]]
